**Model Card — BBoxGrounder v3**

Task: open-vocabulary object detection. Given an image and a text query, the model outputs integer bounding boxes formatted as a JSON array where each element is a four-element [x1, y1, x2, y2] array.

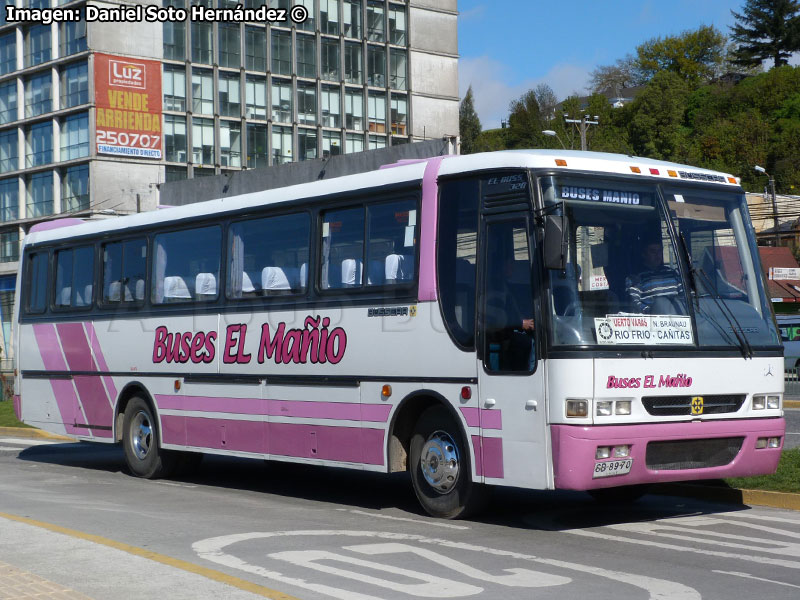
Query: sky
[[458, 0, 748, 128]]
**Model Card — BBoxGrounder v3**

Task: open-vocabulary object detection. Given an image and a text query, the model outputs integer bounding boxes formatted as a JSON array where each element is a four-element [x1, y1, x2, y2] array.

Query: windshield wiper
[[678, 233, 753, 359]]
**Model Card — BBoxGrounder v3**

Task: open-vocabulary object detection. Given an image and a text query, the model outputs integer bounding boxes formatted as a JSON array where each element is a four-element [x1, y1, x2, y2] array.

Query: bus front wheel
[[409, 406, 486, 519], [122, 396, 175, 479]]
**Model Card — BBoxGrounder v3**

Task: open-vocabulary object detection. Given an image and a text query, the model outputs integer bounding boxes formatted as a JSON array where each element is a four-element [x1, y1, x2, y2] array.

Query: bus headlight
[[752, 395, 766, 410], [566, 399, 589, 418], [767, 395, 781, 410], [596, 401, 613, 416], [613, 445, 631, 458], [615, 400, 632, 415]]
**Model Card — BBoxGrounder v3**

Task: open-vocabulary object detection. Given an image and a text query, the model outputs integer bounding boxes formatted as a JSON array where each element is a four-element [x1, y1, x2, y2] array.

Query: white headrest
[[262, 266, 291, 290], [195, 272, 217, 295], [164, 276, 191, 298], [341, 258, 362, 286]]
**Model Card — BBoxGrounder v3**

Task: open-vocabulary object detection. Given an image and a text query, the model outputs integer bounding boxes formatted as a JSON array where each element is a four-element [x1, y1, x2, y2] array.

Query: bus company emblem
[[691, 396, 704, 415]]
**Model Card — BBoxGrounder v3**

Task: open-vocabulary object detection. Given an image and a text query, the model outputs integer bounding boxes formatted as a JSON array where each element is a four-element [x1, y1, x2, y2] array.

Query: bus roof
[[26, 149, 740, 247]]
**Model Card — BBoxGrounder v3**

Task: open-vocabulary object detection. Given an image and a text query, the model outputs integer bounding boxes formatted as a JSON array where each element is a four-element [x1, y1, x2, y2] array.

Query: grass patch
[[0, 399, 30, 428], [725, 448, 800, 493]]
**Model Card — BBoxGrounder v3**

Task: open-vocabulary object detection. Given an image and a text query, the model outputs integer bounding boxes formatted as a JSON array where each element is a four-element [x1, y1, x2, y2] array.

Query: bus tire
[[588, 484, 650, 504], [409, 405, 486, 519], [122, 396, 175, 479]]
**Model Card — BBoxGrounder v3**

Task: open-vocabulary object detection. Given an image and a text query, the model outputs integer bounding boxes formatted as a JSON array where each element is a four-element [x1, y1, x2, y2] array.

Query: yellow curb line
[[785, 400, 800, 409], [0, 512, 301, 600], [0, 426, 73, 440], [739, 488, 800, 511]]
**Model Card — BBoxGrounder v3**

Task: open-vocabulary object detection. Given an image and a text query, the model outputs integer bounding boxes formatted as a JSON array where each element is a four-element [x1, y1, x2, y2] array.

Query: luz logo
[[109, 59, 146, 89]]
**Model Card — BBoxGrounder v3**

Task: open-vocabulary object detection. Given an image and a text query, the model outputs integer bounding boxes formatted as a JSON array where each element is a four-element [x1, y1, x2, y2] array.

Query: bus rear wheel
[[122, 396, 175, 479], [409, 406, 486, 519]]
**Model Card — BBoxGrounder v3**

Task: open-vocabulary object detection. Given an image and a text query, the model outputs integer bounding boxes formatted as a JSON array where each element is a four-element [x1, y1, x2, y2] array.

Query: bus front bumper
[[551, 418, 786, 490]]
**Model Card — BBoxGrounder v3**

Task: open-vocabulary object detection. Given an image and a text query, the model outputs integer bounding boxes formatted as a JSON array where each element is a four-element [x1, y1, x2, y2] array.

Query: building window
[[245, 76, 267, 119], [0, 81, 16, 125], [164, 21, 186, 61], [345, 132, 364, 153], [60, 112, 89, 160], [321, 38, 340, 81], [367, 45, 386, 87], [390, 48, 406, 90], [297, 83, 316, 125], [60, 61, 89, 108], [366, 1, 385, 42], [163, 65, 186, 111], [389, 5, 406, 45], [298, 128, 317, 161], [191, 68, 214, 115], [245, 26, 266, 71], [271, 30, 292, 76], [391, 94, 407, 135], [24, 25, 51, 68], [296, 0, 316, 32], [61, 164, 89, 213], [192, 22, 213, 64], [218, 23, 240, 69], [0, 230, 19, 263], [368, 134, 386, 150], [320, 0, 339, 35], [0, 179, 18, 222], [192, 117, 215, 165], [164, 115, 187, 163], [0, 130, 16, 173], [322, 130, 341, 158], [60, 19, 87, 57], [345, 88, 363, 130], [25, 121, 52, 167], [26, 171, 53, 218], [0, 32, 15, 76], [344, 42, 362, 84], [343, 0, 361, 38], [269, 0, 290, 9], [296, 34, 316, 79], [368, 91, 386, 133], [220, 121, 241, 167], [246, 123, 268, 169], [165, 166, 187, 182], [321, 84, 340, 127], [194, 167, 215, 177], [219, 73, 241, 117], [272, 125, 292, 165], [25, 72, 52, 118], [271, 79, 292, 123]]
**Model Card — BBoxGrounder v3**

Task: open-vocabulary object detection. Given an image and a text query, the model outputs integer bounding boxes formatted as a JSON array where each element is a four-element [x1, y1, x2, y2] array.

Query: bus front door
[[477, 214, 549, 489]]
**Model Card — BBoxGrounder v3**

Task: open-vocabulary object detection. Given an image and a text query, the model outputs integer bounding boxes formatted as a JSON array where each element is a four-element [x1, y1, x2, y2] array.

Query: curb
[[654, 483, 800, 511], [0, 426, 73, 441], [785, 400, 800, 408]]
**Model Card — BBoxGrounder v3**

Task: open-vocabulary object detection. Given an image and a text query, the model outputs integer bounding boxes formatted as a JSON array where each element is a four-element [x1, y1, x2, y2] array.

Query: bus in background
[[777, 315, 800, 371], [13, 150, 785, 518]]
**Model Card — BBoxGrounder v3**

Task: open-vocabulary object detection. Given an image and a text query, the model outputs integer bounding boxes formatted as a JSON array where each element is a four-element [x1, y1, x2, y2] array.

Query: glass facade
[[0, 81, 16, 124], [25, 72, 52, 118], [26, 171, 53, 218], [0, 179, 18, 222], [61, 164, 89, 212], [60, 112, 89, 160], [60, 62, 89, 108], [24, 25, 51, 68], [25, 121, 52, 167]]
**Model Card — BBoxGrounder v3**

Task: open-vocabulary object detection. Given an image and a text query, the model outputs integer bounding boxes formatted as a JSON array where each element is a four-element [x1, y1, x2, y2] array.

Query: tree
[[626, 71, 691, 160], [459, 86, 482, 154], [730, 0, 800, 69], [635, 25, 728, 86], [588, 55, 641, 93], [505, 89, 547, 149]]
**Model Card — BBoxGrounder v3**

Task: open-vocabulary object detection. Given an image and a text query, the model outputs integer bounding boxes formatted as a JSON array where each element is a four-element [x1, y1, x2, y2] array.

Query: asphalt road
[[1, 436, 799, 600]]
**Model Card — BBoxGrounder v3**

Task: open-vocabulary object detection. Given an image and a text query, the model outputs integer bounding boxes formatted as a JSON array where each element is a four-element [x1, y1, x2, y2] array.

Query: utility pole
[[564, 114, 599, 151], [755, 165, 779, 246]]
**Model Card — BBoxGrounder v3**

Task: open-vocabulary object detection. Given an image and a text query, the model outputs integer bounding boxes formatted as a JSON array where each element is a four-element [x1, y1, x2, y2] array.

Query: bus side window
[[437, 178, 479, 348], [320, 207, 364, 290], [54, 246, 94, 308], [366, 199, 417, 286], [26, 252, 48, 314], [103, 239, 147, 304], [152, 226, 221, 304]]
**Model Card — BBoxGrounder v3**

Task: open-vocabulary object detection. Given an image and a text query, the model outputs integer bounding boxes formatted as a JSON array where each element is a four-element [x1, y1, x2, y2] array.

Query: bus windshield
[[542, 175, 780, 350]]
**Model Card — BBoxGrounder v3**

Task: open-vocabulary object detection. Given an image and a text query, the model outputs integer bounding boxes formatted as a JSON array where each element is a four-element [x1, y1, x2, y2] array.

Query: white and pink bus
[[13, 150, 786, 518]]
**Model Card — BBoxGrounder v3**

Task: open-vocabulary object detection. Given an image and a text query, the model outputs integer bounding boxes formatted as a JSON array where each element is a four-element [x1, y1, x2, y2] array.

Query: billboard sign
[[94, 53, 162, 159]]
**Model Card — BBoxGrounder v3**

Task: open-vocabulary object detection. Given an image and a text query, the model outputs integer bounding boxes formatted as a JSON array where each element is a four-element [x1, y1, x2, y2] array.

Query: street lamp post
[[755, 165, 779, 246], [541, 130, 566, 149], [564, 114, 599, 151]]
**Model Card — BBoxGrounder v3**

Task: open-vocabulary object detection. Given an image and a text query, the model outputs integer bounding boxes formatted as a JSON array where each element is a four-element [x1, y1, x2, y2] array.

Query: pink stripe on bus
[[471, 435, 483, 476], [155, 394, 392, 423], [480, 409, 502, 430], [481, 437, 504, 478], [84, 322, 118, 402], [418, 156, 445, 302], [73, 375, 114, 434], [55, 322, 97, 372], [161, 415, 185, 445], [32, 324, 67, 370], [460, 407, 480, 428]]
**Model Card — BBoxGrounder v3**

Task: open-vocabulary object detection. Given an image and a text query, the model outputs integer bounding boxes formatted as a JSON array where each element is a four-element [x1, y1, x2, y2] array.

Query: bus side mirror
[[544, 215, 566, 270]]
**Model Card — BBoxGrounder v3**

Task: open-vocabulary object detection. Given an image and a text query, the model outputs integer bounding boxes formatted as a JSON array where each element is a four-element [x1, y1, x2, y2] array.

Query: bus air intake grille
[[645, 437, 744, 471], [641, 394, 745, 416]]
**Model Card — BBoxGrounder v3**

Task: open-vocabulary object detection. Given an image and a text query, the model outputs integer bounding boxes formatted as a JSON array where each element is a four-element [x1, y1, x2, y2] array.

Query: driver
[[625, 240, 684, 314]]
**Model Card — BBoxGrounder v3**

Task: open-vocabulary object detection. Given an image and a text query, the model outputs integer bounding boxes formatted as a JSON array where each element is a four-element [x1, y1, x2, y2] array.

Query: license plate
[[593, 458, 633, 479]]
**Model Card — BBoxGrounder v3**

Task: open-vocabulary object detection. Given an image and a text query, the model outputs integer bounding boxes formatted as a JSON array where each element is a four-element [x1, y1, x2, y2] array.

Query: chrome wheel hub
[[131, 411, 152, 460], [420, 430, 460, 493]]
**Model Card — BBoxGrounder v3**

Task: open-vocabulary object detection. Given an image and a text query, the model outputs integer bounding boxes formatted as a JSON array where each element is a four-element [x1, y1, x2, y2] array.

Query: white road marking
[[718, 511, 800, 526], [193, 530, 700, 600], [712, 570, 800, 589], [150, 481, 197, 489], [336, 508, 470, 530]]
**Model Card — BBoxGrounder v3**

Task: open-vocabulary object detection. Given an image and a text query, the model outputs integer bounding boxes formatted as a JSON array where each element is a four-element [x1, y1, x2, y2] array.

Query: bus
[[12, 150, 786, 519], [777, 315, 800, 371]]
